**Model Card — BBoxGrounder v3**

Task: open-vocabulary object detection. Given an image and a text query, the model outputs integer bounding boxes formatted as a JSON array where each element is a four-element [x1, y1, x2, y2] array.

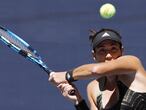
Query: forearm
[[72, 64, 100, 80], [71, 56, 138, 81], [49, 56, 139, 85]]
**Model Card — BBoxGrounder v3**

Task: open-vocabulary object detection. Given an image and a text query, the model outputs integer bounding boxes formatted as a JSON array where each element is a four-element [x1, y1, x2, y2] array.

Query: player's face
[[93, 40, 122, 62]]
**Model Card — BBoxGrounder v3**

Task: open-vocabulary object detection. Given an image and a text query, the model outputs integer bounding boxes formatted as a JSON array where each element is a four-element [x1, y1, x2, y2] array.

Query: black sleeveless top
[[97, 81, 146, 110]]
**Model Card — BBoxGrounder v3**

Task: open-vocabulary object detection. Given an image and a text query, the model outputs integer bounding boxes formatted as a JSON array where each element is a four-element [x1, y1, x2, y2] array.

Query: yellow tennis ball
[[99, 3, 116, 19]]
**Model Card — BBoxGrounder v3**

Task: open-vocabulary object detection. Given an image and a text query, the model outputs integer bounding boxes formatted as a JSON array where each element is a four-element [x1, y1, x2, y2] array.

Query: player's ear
[[92, 50, 96, 61]]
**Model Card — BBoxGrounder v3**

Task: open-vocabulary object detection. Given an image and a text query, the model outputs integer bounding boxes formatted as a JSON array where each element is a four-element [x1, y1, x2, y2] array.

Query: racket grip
[[68, 89, 76, 95], [45, 68, 76, 95], [43, 68, 53, 75]]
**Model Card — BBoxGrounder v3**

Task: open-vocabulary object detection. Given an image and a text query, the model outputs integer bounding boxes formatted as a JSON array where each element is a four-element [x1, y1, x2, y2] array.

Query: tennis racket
[[0, 25, 75, 95]]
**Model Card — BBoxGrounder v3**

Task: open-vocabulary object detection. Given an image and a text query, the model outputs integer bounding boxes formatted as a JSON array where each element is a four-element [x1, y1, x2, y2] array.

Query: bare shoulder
[[87, 80, 99, 91], [87, 80, 100, 96], [87, 80, 99, 110], [87, 80, 100, 106]]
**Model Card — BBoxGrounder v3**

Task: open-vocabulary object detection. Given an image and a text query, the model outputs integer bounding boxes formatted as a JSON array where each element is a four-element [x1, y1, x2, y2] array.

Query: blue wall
[[0, 0, 146, 109]]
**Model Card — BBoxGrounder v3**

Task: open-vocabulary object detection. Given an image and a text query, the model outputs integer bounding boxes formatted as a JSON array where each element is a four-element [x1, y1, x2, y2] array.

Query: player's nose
[[105, 53, 112, 61]]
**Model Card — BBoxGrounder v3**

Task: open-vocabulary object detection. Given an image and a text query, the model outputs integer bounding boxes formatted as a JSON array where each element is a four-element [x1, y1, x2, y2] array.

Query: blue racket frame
[[0, 26, 52, 74]]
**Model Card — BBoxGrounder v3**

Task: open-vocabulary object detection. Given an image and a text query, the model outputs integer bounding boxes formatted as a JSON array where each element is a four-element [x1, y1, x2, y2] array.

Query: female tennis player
[[49, 28, 146, 110]]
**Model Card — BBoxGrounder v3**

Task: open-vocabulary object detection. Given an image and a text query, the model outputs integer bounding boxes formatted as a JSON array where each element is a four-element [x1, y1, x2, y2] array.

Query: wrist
[[65, 70, 77, 83]]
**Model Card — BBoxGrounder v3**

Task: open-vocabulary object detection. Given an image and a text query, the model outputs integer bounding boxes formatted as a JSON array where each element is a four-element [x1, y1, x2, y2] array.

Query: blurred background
[[0, 0, 146, 109]]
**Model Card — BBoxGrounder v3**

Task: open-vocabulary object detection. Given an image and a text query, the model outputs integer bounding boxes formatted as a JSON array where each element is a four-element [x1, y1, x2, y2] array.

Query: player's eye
[[111, 46, 119, 53], [97, 48, 107, 55]]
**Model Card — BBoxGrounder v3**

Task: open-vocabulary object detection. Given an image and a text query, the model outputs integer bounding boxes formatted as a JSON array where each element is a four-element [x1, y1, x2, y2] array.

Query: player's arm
[[72, 55, 142, 80], [87, 82, 98, 110], [57, 83, 83, 105], [57, 83, 89, 110], [49, 55, 143, 84]]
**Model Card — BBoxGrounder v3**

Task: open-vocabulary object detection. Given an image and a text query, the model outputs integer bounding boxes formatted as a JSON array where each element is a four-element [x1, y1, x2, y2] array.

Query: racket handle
[[45, 68, 76, 95], [43, 68, 53, 75], [68, 89, 76, 95]]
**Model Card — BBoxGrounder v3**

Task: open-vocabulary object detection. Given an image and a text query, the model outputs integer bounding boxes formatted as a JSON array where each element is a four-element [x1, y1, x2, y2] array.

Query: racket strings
[[0, 29, 39, 58], [0, 25, 50, 74]]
